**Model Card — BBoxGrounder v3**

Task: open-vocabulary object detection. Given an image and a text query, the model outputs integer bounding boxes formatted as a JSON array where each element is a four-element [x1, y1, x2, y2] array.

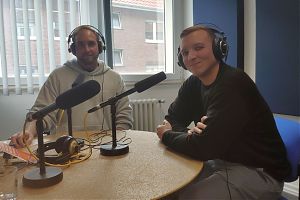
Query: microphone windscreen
[[56, 80, 101, 109], [135, 71, 166, 93]]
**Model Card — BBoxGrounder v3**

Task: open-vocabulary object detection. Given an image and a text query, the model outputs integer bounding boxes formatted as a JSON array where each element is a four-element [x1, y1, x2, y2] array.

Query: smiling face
[[73, 28, 100, 72], [180, 28, 220, 85]]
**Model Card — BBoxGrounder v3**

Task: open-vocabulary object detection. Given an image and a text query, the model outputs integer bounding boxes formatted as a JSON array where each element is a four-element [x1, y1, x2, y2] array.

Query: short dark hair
[[180, 25, 216, 42]]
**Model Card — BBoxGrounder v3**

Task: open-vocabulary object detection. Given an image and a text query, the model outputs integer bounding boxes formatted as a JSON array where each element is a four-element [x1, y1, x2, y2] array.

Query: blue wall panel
[[256, 0, 300, 116], [193, 0, 238, 67]]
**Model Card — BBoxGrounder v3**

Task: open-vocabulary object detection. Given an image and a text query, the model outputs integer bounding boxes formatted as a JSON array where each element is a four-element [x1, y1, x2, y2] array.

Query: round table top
[[17, 130, 203, 199]]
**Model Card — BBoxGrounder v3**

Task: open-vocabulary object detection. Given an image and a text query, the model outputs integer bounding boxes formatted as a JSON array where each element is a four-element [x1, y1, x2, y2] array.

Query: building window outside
[[145, 21, 164, 43], [16, 23, 36, 39], [15, 0, 35, 39], [113, 49, 123, 66], [111, 0, 171, 75], [19, 65, 38, 76], [112, 12, 121, 29]]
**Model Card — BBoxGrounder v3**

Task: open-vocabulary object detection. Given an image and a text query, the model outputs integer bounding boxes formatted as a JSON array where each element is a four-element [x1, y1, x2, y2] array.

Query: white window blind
[[0, 0, 80, 95]]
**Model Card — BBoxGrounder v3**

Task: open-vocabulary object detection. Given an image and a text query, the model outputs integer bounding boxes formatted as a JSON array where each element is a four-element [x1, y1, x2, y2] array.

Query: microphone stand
[[67, 80, 84, 145], [66, 107, 84, 146], [99, 97, 129, 156], [23, 118, 63, 187], [67, 108, 73, 136]]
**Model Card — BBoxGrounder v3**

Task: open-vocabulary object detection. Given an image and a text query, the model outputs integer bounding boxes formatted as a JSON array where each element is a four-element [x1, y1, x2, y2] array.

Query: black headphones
[[38, 135, 81, 164], [67, 25, 106, 55], [177, 24, 229, 70]]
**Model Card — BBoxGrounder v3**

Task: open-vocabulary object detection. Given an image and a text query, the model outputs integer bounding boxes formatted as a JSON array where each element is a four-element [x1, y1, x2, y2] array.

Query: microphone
[[27, 80, 101, 121], [88, 71, 166, 113], [134, 71, 166, 93]]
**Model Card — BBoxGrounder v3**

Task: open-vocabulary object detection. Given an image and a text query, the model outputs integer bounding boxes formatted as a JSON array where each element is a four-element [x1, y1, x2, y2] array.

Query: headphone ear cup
[[55, 136, 72, 154], [213, 38, 221, 61], [220, 40, 228, 59], [69, 43, 76, 55], [55, 136, 80, 155], [98, 42, 103, 54], [213, 37, 228, 61], [177, 47, 187, 70]]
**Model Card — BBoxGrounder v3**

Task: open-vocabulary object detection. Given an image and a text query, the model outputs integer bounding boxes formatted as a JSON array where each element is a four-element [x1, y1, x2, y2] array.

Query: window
[[112, 13, 121, 29], [0, 0, 179, 95], [145, 21, 164, 43], [113, 49, 123, 66], [111, 0, 174, 77], [16, 23, 36, 39], [19, 65, 38, 76]]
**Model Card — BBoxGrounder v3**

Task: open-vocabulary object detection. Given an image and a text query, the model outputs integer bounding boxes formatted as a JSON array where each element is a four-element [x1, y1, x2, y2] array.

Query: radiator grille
[[129, 99, 164, 132]]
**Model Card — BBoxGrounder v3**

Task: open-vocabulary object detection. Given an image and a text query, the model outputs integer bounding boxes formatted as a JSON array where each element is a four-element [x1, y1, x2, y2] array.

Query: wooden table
[[16, 130, 203, 199]]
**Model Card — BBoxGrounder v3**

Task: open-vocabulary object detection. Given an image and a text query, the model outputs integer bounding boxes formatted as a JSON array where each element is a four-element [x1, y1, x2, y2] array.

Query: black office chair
[[275, 116, 300, 200]]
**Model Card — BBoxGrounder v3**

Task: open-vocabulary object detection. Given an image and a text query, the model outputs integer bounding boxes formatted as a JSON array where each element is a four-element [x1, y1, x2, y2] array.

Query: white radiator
[[129, 99, 164, 132]]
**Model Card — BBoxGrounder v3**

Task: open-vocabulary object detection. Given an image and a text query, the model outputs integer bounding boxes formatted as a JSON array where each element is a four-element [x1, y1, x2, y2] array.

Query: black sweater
[[163, 64, 290, 182]]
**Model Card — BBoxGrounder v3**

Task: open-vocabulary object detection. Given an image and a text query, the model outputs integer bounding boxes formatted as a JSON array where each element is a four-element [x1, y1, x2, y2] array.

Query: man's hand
[[9, 121, 37, 148], [156, 120, 172, 140], [188, 115, 208, 135], [10, 131, 35, 148]]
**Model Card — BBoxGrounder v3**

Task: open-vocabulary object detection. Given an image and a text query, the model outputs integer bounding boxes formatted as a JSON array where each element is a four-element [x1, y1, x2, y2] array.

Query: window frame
[[0, 0, 187, 93], [99, 0, 182, 82]]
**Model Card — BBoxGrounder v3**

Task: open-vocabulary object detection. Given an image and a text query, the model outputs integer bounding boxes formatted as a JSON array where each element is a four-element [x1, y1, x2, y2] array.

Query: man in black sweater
[[156, 25, 290, 199]]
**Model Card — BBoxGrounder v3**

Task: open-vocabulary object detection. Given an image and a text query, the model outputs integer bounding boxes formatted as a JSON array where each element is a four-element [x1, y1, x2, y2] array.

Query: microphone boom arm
[[88, 87, 136, 113], [100, 88, 136, 108]]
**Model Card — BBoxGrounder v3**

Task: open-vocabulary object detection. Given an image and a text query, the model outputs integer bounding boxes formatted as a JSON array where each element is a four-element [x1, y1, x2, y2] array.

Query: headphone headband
[[68, 25, 106, 55]]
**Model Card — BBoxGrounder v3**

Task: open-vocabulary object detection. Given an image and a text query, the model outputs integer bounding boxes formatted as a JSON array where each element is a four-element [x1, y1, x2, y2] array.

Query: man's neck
[[78, 61, 98, 72], [200, 63, 220, 86]]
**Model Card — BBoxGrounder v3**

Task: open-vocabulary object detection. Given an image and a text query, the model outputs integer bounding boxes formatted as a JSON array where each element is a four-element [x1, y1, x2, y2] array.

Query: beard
[[79, 54, 98, 64], [77, 54, 99, 71]]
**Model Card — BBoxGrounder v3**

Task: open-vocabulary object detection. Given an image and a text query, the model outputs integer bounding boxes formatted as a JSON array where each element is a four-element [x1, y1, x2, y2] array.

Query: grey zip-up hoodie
[[31, 59, 133, 132]]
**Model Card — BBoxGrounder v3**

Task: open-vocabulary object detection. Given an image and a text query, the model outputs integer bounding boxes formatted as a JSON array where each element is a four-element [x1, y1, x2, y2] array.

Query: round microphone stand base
[[23, 167, 63, 188], [100, 144, 129, 156]]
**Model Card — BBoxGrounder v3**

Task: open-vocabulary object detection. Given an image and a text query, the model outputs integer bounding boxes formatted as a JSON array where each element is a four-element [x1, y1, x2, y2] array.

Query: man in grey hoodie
[[10, 25, 133, 148]]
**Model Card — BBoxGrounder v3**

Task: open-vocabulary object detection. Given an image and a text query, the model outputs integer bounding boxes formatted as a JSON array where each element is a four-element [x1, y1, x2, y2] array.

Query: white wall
[[0, 93, 37, 140], [244, 0, 256, 81]]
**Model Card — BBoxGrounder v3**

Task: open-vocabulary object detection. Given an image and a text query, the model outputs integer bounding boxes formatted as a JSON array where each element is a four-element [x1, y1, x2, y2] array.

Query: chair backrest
[[275, 116, 300, 182]]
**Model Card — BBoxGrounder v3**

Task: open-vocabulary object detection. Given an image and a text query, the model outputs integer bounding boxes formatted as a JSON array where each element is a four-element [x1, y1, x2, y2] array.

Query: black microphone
[[27, 80, 101, 121], [88, 71, 166, 113], [134, 71, 166, 93]]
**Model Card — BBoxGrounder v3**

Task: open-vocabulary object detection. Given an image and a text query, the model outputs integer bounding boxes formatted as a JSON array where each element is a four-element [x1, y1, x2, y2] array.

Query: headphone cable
[[224, 160, 232, 200]]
